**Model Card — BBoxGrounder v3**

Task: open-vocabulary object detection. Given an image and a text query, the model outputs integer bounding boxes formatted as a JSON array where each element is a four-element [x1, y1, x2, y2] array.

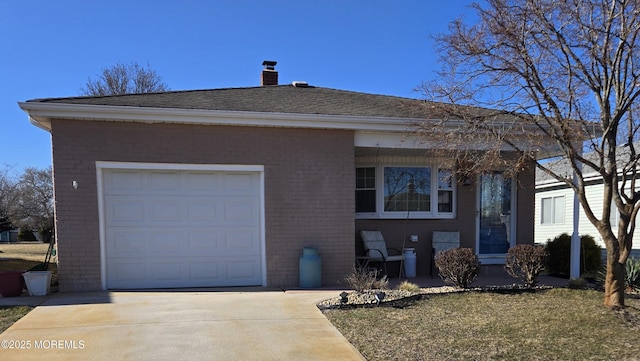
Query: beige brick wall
[[50, 119, 355, 291]]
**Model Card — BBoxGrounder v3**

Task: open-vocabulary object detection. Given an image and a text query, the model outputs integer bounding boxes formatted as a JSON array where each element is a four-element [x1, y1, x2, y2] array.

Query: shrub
[[343, 266, 388, 292], [397, 280, 421, 294], [505, 244, 548, 287], [596, 257, 640, 291], [545, 233, 601, 276], [626, 257, 640, 292], [435, 247, 480, 288], [17, 228, 37, 242], [567, 277, 588, 289]]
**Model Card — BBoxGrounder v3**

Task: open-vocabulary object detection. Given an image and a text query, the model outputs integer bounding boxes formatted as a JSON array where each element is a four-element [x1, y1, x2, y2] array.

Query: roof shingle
[[28, 85, 433, 119]]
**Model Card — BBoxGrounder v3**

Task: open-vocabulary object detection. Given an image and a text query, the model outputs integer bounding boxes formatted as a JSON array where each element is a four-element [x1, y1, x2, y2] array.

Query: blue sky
[[0, 0, 474, 174]]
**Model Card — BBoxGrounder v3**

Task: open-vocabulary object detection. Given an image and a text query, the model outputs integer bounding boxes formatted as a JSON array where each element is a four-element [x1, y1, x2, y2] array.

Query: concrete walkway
[[0, 289, 365, 361], [0, 271, 571, 361]]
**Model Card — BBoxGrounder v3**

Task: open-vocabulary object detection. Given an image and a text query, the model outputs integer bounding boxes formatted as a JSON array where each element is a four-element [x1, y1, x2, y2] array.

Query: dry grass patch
[[0, 243, 52, 262], [324, 288, 640, 361], [0, 243, 56, 274], [0, 306, 33, 334]]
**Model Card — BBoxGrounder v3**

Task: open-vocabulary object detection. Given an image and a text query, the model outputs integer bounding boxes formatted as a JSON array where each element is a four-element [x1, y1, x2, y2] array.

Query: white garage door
[[102, 168, 262, 289]]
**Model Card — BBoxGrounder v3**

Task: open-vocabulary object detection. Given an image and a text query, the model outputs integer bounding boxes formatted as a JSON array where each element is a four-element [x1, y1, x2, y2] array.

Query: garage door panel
[[227, 259, 261, 280], [104, 168, 262, 289], [189, 262, 222, 280], [149, 233, 183, 253], [148, 200, 182, 221], [223, 173, 259, 193], [222, 229, 260, 254], [188, 231, 220, 251], [148, 171, 180, 190], [149, 262, 183, 281], [185, 172, 222, 191], [109, 262, 146, 284], [107, 199, 145, 222], [106, 171, 144, 193], [224, 199, 258, 221], [187, 202, 217, 221], [108, 230, 146, 254]]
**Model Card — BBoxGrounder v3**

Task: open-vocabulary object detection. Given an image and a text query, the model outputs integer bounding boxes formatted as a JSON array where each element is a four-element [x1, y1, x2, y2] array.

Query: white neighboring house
[[535, 154, 640, 256]]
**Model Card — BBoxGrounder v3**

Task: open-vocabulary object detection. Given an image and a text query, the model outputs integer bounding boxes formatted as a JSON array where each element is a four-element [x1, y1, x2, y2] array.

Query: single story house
[[535, 151, 640, 255], [20, 62, 560, 292]]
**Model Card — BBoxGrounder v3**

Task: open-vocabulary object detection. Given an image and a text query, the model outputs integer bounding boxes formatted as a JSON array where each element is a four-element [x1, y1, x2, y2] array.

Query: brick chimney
[[261, 60, 278, 86]]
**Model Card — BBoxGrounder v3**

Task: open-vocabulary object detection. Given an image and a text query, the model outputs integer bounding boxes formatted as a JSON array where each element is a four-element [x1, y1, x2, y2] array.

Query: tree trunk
[[603, 258, 625, 308]]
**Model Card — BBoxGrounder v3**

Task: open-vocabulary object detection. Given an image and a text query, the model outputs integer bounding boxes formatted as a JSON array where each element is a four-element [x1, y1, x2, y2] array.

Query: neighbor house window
[[541, 196, 565, 224], [355, 165, 455, 219], [355, 167, 376, 213]]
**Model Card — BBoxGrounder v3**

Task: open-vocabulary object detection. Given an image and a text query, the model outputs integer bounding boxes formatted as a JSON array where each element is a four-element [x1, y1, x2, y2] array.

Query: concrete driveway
[[0, 289, 364, 361]]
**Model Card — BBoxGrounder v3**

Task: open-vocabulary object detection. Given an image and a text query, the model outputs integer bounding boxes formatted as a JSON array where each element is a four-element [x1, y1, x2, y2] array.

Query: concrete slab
[[0, 290, 364, 361]]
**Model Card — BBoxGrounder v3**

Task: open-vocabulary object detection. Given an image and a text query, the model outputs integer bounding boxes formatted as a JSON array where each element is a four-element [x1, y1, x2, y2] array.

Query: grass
[[0, 243, 55, 335], [0, 242, 57, 274], [0, 306, 33, 334], [323, 288, 640, 361]]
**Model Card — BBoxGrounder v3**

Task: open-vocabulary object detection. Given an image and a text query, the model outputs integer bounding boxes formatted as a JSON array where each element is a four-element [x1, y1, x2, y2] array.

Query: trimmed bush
[[435, 247, 480, 288], [545, 233, 601, 276], [505, 244, 548, 287]]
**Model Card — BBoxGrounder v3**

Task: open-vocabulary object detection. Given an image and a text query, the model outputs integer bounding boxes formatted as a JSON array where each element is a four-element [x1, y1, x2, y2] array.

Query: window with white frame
[[356, 165, 455, 218], [541, 196, 565, 225], [355, 167, 376, 213], [437, 169, 454, 213]]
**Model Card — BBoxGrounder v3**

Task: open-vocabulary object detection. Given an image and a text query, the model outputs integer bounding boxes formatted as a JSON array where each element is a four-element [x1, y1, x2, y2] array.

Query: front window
[[383, 167, 430, 212], [355, 165, 455, 219]]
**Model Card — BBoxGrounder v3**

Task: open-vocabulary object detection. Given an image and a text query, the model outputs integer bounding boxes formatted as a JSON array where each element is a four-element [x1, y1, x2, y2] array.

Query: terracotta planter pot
[[0, 270, 26, 297]]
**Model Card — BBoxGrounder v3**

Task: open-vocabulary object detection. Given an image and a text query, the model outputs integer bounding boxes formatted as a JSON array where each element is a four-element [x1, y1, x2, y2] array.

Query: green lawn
[[323, 288, 640, 361]]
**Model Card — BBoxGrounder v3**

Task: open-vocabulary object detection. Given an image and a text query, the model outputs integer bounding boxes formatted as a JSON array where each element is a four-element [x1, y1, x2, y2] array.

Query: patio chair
[[359, 230, 405, 277], [431, 231, 460, 277]]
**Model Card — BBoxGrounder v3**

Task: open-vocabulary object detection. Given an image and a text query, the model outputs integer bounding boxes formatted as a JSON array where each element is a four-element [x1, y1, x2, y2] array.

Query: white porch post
[[570, 150, 582, 279]]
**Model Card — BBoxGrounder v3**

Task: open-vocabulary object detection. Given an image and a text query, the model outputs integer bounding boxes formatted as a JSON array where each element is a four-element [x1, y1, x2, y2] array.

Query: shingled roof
[[27, 85, 433, 119]]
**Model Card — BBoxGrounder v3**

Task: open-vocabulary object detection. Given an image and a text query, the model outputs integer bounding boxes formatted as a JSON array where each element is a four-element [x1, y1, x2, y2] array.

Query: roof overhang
[[18, 101, 567, 158], [18, 102, 428, 133]]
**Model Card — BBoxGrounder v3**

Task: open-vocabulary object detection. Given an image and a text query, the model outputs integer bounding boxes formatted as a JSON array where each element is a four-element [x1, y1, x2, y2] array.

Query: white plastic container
[[22, 271, 52, 296], [403, 248, 417, 278]]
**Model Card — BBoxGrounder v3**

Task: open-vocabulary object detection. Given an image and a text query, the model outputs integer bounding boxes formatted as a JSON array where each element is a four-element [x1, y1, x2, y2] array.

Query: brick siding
[[50, 119, 355, 291]]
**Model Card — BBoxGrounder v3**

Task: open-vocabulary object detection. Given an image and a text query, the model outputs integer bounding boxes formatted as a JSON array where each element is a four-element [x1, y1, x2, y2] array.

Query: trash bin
[[403, 248, 417, 278], [299, 247, 321, 288]]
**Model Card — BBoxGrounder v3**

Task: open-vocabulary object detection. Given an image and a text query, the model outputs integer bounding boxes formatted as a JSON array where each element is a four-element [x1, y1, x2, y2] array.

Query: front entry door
[[477, 172, 515, 264]]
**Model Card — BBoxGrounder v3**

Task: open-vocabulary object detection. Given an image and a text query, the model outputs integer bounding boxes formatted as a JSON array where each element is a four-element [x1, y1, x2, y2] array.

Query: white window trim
[[541, 195, 565, 225], [356, 164, 456, 219]]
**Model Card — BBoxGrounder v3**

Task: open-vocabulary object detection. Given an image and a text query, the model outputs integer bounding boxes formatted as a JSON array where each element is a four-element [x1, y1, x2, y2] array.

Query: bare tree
[[81, 62, 169, 96], [423, 0, 640, 308], [7, 167, 54, 243], [0, 165, 16, 233]]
